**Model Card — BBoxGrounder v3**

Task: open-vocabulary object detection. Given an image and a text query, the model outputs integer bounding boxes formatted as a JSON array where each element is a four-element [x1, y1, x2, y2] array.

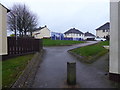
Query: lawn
[[71, 41, 109, 62], [2, 54, 34, 88], [43, 39, 85, 46]]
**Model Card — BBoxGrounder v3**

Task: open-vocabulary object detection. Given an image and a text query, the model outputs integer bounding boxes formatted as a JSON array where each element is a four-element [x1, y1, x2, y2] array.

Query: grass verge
[[70, 41, 109, 63], [43, 39, 85, 46], [2, 54, 34, 88]]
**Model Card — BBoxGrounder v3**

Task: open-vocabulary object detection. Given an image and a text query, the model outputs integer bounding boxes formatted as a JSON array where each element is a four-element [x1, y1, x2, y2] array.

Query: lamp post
[[10, 11, 18, 54], [10, 11, 17, 40]]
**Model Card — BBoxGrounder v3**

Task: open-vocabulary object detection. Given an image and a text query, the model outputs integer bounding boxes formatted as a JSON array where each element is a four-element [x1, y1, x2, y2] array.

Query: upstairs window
[[106, 29, 109, 32], [103, 30, 105, 32]]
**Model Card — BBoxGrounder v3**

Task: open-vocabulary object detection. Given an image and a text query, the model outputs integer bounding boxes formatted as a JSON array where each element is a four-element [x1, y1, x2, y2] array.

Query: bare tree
[[8, 4, 38, 37]]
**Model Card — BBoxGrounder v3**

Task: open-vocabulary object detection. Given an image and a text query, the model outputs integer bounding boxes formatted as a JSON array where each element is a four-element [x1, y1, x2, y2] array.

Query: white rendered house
[[32, 25, 51, 39], [84, 32, 95, 40], [96, 22, 110, 38], [0, 3, 10, 55], [64, 28, 84, 40]]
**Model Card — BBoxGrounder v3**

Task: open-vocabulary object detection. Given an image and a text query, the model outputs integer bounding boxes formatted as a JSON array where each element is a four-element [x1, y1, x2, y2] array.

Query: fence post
[[67, 62, 76, 85], [39, 39, 43, 52]]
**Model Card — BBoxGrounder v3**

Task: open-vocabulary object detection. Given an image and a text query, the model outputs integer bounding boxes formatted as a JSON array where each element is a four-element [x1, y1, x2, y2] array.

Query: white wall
[[32, 27, 51, 39], [64, 33, 84, 39], [83, 36, 95, 40], [110, 1, 120, 74], [0, 4, 8, 55], [96, 30, 109, 38]]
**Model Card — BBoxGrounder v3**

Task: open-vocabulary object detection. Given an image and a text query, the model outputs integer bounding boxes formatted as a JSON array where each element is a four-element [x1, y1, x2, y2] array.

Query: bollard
[[67, 62, 76, 85]]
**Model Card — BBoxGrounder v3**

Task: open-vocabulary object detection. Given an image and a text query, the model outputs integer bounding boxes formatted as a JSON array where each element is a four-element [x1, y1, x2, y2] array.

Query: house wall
[[83, 36, 95, 40], [110, 1, 120, 75], [32, 27, 51, 39], [96, 29, 110, 38], [64, 33, 84, 39], [0, 4, 8, 55]]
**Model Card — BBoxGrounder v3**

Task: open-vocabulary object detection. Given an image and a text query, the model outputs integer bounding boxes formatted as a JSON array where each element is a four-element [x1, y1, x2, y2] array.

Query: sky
[[0, 0, 110, 35]]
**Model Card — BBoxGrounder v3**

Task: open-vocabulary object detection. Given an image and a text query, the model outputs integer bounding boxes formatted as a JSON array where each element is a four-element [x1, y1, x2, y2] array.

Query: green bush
[[10, 34, 15, 37]]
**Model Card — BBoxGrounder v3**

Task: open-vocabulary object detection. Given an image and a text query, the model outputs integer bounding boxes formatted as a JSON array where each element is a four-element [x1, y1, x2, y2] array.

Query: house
[[32, 25, 51, 39], [0, 3, 10, 55], [84, 32, 95, 40], [64, 28, 84, 40], [96, 22, 110, 38]]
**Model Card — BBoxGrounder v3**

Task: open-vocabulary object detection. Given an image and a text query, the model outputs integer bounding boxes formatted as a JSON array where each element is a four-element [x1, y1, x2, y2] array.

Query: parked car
[[95, 37, 106, 41]]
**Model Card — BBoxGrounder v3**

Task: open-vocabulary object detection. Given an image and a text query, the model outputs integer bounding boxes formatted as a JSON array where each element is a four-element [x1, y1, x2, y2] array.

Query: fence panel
[[2, 37, 42, 60]]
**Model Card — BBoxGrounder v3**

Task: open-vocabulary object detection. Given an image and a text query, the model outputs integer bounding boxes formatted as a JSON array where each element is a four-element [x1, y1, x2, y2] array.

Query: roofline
[[95, 22, 110, 30], [84, 32, 95, 36], [64, 32, 83, 34], [64, 28, 84, 34], [0, 3, 10, 13], [33, 26, 50, 32], [96, 28, 110, 30]]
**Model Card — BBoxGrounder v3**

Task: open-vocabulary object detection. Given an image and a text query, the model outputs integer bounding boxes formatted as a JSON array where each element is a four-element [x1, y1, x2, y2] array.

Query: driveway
[[32, 41, 115, 88]]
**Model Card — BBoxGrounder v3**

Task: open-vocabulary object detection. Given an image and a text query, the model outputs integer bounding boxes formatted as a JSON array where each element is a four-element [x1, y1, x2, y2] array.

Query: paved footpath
[[32, 41, 115, 88]]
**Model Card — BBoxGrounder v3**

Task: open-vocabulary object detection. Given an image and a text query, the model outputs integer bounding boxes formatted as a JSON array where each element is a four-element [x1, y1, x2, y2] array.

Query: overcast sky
[[1, 0, 110, 35]]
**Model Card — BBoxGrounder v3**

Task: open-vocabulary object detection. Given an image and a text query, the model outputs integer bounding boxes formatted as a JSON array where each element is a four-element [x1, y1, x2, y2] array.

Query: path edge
[[12, 50, 44, 88], [67, 42, 100, 64]]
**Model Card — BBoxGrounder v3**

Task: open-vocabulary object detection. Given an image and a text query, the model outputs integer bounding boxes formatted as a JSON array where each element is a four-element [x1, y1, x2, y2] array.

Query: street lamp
[[10, 11, 17, 40], [10, 11, 18, 54]]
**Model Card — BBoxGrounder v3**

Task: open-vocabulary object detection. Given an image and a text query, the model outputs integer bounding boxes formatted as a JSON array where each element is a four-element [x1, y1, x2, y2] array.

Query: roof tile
[[96, 22, 110, 30], [64, 28, 83, 34]]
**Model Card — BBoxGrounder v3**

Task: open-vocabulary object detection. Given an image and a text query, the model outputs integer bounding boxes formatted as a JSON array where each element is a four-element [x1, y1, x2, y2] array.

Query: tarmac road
[[32, 41, 115, 88]]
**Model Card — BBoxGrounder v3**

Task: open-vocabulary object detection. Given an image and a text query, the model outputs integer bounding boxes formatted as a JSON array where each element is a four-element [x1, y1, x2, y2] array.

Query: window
[[106, 30, 108, 32], [103, 30, 105, 32]]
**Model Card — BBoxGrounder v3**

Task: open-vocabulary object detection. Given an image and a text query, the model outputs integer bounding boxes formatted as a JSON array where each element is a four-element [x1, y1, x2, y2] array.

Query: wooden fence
[[2, 37, 42, 60]]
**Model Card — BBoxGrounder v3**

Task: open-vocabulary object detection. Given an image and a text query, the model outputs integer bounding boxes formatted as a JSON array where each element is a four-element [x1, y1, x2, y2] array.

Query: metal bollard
[[67, 62, 76, 85]]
